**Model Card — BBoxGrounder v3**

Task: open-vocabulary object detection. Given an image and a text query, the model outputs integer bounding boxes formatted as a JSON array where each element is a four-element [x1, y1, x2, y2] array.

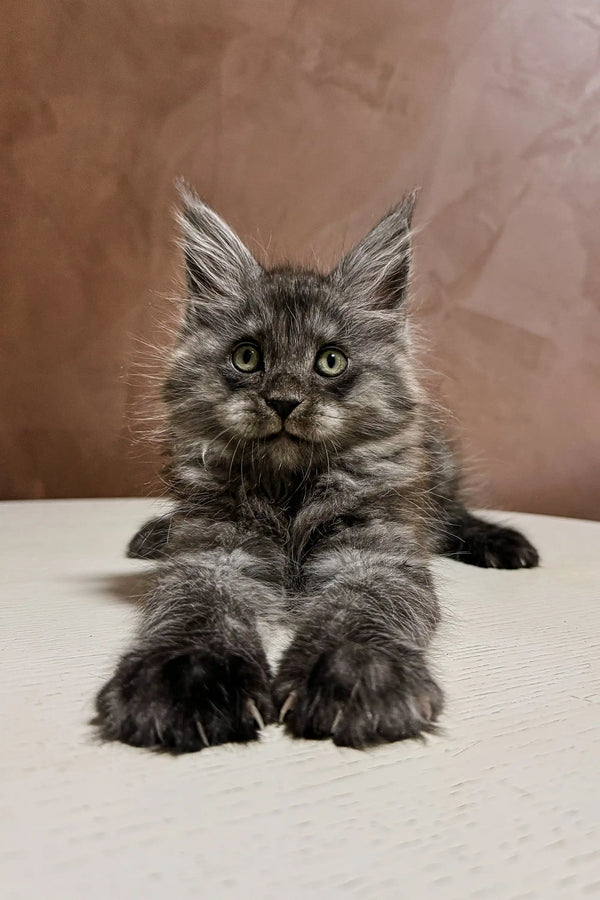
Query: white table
[[1, 500, 598, 899]]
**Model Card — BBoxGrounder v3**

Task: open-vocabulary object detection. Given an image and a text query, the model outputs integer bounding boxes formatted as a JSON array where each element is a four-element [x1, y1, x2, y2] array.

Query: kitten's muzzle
[[265, 397, 302, 421]]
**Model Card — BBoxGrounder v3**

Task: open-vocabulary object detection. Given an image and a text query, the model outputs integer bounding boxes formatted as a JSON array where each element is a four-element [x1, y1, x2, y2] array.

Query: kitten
[[95, 184, 538, 752]]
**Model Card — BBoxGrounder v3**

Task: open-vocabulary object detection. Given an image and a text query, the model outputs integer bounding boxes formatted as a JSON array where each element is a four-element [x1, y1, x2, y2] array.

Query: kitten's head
[[164, 183, 421, 476]]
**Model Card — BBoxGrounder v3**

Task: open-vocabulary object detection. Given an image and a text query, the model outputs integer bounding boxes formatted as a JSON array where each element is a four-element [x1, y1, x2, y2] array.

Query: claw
[[331, 708, 343, 735], [246, 698, 265, 731], [418, 695, 433, 721], [485, 550, 498, 568], [194, 716, 210, 747], [153, 716, 164, 745], [279, 691, 297, 724]]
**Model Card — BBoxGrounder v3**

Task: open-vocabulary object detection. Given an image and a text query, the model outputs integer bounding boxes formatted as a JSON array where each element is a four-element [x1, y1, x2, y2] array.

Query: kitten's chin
[[261, 431, 312, 469]]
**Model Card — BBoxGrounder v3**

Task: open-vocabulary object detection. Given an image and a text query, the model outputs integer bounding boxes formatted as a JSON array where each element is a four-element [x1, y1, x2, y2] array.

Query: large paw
[[273, 641, 443, 748], [95, 648, 273, 753]]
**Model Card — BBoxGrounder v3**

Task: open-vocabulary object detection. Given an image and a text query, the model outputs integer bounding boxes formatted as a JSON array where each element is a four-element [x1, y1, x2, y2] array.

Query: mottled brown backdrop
[[2, 0, 599, 517]]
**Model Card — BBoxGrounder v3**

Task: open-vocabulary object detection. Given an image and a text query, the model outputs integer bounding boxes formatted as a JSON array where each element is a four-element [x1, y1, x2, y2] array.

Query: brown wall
[[2, 0, 599, 518]]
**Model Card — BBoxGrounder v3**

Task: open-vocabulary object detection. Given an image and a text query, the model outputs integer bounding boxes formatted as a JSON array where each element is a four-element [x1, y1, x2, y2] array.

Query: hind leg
[[127, 513, 174, 560], [441, 506, 539, 569]]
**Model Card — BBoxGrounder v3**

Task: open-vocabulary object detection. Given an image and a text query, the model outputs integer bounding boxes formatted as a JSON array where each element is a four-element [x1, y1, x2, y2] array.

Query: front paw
[[95, 648, 273, 753], [273, 641, 443, 748]]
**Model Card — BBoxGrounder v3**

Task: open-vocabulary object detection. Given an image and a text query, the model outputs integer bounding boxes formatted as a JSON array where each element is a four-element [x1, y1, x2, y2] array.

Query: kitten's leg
[[274, 534, 444, 748], [440, 505, 539, 569], [96, 550, 279, 752], [127, 513, 175, 559], [422, 418, 539, 569]]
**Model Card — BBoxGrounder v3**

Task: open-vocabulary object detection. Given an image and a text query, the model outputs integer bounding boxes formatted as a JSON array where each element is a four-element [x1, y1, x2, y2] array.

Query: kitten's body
[[96, 187, 538, 752]]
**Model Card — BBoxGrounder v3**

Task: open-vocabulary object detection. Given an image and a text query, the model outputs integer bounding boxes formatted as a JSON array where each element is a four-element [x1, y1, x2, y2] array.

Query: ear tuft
[[332, 191, 419, 310], [174, 179, 260, 324]]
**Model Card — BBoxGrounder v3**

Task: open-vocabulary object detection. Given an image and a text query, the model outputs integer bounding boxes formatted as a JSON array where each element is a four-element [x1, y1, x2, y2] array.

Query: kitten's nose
[[265, 398, 301, 421]]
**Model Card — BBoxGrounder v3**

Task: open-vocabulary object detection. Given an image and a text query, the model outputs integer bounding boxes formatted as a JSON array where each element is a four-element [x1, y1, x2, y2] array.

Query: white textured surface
[[1, 499, 599, 899]]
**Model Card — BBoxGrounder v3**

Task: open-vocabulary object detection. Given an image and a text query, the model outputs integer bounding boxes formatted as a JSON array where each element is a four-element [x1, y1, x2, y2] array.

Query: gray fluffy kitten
[[95, 184, 538, 752]]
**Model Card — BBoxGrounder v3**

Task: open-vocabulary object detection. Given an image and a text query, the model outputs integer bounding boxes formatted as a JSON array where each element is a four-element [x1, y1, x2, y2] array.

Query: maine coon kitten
[[95, 184, 539, 752]]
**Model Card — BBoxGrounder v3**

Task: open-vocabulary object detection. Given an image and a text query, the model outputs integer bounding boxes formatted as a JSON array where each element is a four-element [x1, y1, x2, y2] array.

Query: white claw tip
[[331, 709, 343, 735], [195, 716, 210, 748], [279, 691, 297, 724], [246, 698, 265, 731]]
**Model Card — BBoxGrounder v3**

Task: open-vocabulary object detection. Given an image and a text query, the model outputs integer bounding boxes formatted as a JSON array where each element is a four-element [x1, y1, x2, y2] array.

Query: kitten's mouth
[[264, 429, 305, 444]]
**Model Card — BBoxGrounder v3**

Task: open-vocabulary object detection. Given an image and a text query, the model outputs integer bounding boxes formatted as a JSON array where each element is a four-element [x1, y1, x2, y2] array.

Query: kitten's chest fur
[[233, 474, 367, 590], [173, 461, 422, 591], [249, 471, 353, 533]]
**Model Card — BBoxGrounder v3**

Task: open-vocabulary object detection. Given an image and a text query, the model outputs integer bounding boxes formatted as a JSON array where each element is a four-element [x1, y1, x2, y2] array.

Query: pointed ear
[[175, 180, 260, 324], [331, 192, 417, 310]]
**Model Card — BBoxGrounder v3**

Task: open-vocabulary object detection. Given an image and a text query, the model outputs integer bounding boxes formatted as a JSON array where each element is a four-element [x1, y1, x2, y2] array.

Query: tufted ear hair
[[331, 192, 417, 311], [175, 180, 261, 325]]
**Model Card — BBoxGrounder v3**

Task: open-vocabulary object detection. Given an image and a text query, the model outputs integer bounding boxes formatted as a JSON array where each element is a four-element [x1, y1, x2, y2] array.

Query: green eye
[[232, 343, 262, 373], [315, 347, 348, 377]]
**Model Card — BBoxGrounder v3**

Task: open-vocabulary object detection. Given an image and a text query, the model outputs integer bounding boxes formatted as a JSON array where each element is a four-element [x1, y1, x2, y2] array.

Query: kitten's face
[[164, 187, 418, 474]]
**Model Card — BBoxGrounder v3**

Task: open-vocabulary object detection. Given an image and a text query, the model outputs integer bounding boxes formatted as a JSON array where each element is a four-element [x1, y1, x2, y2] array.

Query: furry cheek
[[220, 395, 260, 437], [312, 403, 346, 441], [221, 393, 278, 440]]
